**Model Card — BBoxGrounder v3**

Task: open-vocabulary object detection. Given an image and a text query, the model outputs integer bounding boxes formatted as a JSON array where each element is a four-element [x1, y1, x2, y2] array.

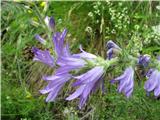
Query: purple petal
[[107, 48, 113, 60], [63, 43, 71, 57], [32, 47, 54, 67], [154, 85, 160, 97], [73, 66, 104, 86], [138, 54, 150, 67], [43, 75, 59, 81], [146, 69, 154, 78], [126, 88, 133, 98], [49, 16, 55, 29], [60, 29, 67, 45], [144, 69, 160, 97], [57, 56, 86, 67], [82, 82, 95, 98], [40, 81, 62, 94], [111, 66, 134, 98], [118, 69, 134, 94], [66, 85, 85, 101], [35, 34, 46, 44], [78, 96, 87, 109], [55, 66, 79, 75], [52, 30, 70, 58], [52, 32, 61, 55], [45, 84, 63, 102], [40, 74, 71, 102], [110, 79, 116, 84], [106, 40, 121, 50], [144, 70, 159, 91]]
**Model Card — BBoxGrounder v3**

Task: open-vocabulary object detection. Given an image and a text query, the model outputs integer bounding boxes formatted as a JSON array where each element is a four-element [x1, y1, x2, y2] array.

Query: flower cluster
[[32, 16, 160, 109]]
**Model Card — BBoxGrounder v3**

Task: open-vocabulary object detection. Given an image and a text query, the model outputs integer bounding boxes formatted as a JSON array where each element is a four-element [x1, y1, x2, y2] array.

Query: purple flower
[[40, 29, 98, 102], [111, 67, 134, 98], [145, 55, 160, 78], [52, 29, 69, 57], [57, 45, 97, 68], [32, 47, 54, 67], [40, 54, 94, 102], [40, 73, 71, 102], [52, 29, 96, 63], [40, 60, 85, 102], [73, 45, 97, 59], [66, 66, 104, 109], [106, 40, 121, 60], [138, 54, 150, 67], [40, 52, 97, 102], [57, 56, 86, 68], [49, 16, 55, 29], [45, 16, 55, 30], [106, 40, 121, 50], [146, 69, 154, 78], [53, 36, 97, 67], [144, 69, 160, 97], [35, 34, 46, 45], [144, 55, 160, 97]]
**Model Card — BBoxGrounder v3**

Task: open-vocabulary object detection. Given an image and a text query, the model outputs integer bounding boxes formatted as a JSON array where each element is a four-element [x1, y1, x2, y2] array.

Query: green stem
[[33, 3, 55, 52]]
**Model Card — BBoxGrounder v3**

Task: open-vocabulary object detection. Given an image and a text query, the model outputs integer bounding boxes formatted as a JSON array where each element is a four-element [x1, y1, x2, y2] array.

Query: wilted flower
[[35, 34, 46, 45], [66, 66, 105, 109], [106, 40, 121, 60], [32, 47, 54, 67], [111, 66, 134, 98]]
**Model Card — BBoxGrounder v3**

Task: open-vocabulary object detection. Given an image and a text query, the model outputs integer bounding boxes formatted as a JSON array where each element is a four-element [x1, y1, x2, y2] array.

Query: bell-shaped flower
[[32, 47, 54, 67], [40, 73, 71, 102], [111, 66, 134, 98], [106, 40, 121, 60], [144, 69, 160, 97], [138, 54, 150, 67], [52, 29, 69, 58], [66, 66, 105, 109], [44, 16, 55, 30], [40, 28, 99, 102], [144, 55, 160, 97]]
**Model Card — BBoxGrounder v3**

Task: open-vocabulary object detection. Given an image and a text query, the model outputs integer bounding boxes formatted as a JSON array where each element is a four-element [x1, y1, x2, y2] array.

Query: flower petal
[[66, 85, 85, 101]]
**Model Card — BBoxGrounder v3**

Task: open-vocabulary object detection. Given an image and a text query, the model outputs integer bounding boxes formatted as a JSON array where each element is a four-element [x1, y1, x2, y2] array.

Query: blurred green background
[[1, 1, 160, 120]]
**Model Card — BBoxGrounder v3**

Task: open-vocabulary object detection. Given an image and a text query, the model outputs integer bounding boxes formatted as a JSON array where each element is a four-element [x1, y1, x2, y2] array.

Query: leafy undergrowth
[[1, 1, 160, 120]]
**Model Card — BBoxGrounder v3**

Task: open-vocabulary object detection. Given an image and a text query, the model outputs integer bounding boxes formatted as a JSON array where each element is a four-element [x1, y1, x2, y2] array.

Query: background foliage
[[1, 1, 160, 120]]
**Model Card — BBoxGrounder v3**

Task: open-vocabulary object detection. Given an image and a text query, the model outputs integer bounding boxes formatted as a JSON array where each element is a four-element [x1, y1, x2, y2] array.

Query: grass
[[1, 1, 160, 120]]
